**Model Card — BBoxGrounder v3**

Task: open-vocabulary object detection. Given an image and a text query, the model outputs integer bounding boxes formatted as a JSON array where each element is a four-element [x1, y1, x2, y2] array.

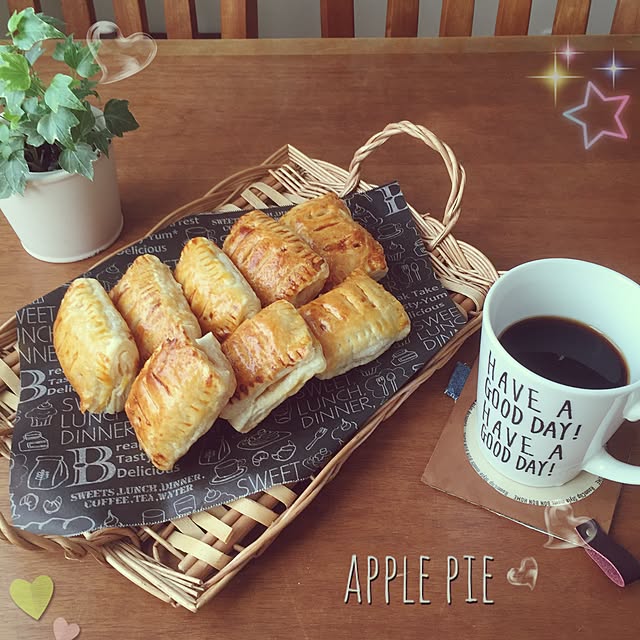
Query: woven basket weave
[[0, 121, 498, 611]]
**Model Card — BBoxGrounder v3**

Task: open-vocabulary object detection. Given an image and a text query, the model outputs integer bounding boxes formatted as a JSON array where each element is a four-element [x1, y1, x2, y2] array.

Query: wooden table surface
[[1, 36, 639, 639]]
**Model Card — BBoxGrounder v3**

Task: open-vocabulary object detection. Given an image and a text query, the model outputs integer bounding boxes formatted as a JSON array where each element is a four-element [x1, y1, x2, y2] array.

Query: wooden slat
[[7, 0, 41, 12], [320, 0, 354, 38], [113, 0, 149, 35], [385, 0, 419, 37], [611, 0, 640, 34], [220, 0, 258, 39], [495, 0, 532, 35], [164, 0, 198, 38], [440, 0, 475, 37], [61, 0, 96, 37], [552, 0, 591, 35]]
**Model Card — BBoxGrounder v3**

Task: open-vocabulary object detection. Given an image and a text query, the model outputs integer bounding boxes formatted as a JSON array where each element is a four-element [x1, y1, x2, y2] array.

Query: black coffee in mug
[[499, 316, 629, 390]]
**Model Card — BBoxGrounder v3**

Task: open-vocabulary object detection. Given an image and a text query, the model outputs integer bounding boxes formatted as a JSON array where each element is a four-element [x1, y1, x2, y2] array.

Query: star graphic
[[563, 81, 630, 149], [558, 38, 583, 68], [529, 50, 582, 105], [594, 49, 634, 88]]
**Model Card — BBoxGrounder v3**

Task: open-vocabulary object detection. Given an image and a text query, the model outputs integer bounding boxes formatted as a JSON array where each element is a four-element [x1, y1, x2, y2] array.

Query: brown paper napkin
[[422, 363, 633, 541]]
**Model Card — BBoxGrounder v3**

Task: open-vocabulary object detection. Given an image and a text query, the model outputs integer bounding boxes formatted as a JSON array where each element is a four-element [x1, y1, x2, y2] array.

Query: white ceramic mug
[[476, 258, 640, 487]]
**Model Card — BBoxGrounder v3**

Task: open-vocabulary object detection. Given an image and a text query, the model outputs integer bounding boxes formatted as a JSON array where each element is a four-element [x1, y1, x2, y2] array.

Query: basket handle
[[340, 121, 466, 244]]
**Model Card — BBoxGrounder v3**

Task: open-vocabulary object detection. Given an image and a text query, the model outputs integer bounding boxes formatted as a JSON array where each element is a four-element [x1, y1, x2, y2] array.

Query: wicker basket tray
[[0, 121, 498, 611]]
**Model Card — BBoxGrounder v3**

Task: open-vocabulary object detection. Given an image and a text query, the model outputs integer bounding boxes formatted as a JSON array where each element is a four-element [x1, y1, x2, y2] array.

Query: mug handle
[[582, 394, 640, 484]]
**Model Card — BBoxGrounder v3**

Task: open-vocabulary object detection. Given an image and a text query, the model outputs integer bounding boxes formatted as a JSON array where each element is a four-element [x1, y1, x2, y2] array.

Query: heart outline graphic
[[53, 616, 81, 640], [86, 21, 157, 85], [544, 505, 592, 549], [506, 557, 538, 591], [9, 575, 54, 620]]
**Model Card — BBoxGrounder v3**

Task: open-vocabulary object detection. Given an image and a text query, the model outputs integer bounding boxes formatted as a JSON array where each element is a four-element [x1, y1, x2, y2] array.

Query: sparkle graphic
[[594, 49, 634, 88], [558, 38, 583, 68], [529, 50, 582, 105], [563, 81, 630, 149]]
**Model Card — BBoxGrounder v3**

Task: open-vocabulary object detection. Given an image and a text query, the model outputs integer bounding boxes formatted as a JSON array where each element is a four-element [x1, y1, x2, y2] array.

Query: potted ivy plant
[[0, 8, 138, 263]]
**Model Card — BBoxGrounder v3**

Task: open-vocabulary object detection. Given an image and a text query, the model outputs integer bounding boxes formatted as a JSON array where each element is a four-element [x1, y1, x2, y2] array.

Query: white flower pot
[[0, 151, 123, 263]]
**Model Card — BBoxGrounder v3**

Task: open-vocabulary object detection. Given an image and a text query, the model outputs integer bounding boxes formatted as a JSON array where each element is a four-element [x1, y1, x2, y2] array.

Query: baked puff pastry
[[110, 254, 202, 361], [299, 271, 411, 379], [222, 210, 329, 307], [221, 300, 326, 433], [53, 278, 139, 413], [125, 332, 236, 471], [280, 192, 388, 289], [174, 237, 261, 342]]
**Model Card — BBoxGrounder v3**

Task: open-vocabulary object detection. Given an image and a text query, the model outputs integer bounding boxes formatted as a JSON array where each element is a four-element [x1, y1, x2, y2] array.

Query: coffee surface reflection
[[499, 316, 629, 390]]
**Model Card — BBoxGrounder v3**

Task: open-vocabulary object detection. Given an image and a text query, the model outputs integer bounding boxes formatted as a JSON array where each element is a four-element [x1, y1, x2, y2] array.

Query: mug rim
[[484, 257, 640, 396]]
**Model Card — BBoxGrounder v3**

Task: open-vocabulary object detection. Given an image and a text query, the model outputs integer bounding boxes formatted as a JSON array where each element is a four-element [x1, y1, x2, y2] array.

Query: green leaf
[[25, 75, 45, 98], [52, 36, 72, 62], [16, 119, 45, 147], [53, 36, 100, 78], [9, 8, 65, 51], [0, 52, 31, 92], [58, 142, 97, 180], [0, 180, 12, 199], [0, 151, 29, 195], [2, 90, 25, 117], [44, 74, 85, 112], [24, 42, 44, 66], [71, 78, 99, 100], [37, 107, 79, 148], [7, 10, 22, 35], [0, 143, 12, 161], [72, 105, 96, 140], [75, 49, 101, 79], [22, 96, 40, 114], [0, 141, 22, 160], [38, 13, 66, 32], [103, 99, 139, 137], [86, 129, 110, 156], [0, 124, 9, 143]]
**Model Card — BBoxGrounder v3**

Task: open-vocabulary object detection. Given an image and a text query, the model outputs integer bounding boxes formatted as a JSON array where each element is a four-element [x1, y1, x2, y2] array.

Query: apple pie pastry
[[222, 210, 329, 307], [174, 237, 261, 342], [53, 278, 139, 413], [280, 192, 388, 289], [221, 300, 326, 433], [110, 254, 202, 361], [299, 270, 411, 379], [125, 332, 236, 471]]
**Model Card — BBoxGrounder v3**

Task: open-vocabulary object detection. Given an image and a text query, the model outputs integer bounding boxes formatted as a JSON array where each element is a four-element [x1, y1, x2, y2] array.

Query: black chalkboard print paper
[[10, 183, 466, 536]]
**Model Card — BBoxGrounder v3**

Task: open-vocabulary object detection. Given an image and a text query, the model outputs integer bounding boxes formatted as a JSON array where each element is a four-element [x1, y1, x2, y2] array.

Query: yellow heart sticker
[[9, 575, 54, 620]]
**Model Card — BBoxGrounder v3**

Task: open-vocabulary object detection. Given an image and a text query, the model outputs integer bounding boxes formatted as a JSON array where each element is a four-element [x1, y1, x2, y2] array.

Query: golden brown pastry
[[280, 192, 388, 289], [53, 278, 139, 413], [110, 254, 202, 361], [125, 332, 236, 471], [222, 210, 329, 307], [174, 237, 261, 342], [221, 300, 326, 433], [299, 271, 411, 379]]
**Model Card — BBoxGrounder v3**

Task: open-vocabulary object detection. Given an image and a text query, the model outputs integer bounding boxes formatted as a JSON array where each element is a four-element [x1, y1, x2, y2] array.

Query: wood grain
[[7, 0, 40, 12], [163, 0, 198, 39], [220, 0, 258, 39], [440, 0, 475, 36], [611, 0, 640, 34], [495, 0, 532, 35], [1, 37, 639, 639], [60, 0, 96, 37], [553, 0, 592, 35], [320, 0, 354, 38], [113, 0, 149, 35], [385, 0, 419, 38]]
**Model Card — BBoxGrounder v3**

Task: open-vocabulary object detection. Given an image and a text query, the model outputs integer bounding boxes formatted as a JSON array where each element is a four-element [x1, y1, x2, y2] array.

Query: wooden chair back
[[6, 0, 640, 39]]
